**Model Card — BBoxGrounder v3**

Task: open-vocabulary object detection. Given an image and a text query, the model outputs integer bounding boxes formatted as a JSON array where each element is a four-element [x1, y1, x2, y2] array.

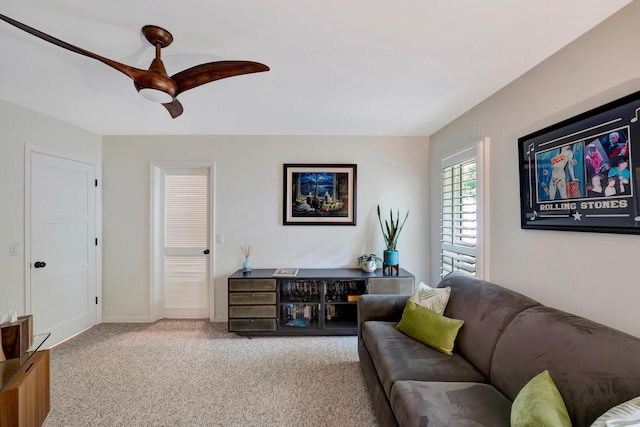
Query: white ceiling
[[0, 1, 632, 136]]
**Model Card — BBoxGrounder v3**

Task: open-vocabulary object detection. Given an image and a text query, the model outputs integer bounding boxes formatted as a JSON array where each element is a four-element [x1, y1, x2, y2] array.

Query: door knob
[[34, 261, 46, 268], [203, 249, 210, 255]]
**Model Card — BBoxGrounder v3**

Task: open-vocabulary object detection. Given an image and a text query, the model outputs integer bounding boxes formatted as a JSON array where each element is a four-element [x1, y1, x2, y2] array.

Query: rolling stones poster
[[519, 91, 640, 234]]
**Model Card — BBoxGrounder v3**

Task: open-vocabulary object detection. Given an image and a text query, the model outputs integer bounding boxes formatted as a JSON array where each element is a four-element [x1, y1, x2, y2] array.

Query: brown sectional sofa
[[357, 272, 640, 426]]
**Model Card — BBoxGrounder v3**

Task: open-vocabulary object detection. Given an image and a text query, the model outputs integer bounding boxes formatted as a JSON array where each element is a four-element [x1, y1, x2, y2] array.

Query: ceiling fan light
[[138, 87, 173, 104]]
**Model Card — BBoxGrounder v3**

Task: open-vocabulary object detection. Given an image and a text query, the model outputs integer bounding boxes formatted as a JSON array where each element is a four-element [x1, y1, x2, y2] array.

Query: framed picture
[[519, 90, 640, 234], [283, 164, 356, 225]]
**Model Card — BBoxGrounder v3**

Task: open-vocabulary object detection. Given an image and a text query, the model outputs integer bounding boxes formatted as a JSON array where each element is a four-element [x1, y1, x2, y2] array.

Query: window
[[440, 139, 489, 279]]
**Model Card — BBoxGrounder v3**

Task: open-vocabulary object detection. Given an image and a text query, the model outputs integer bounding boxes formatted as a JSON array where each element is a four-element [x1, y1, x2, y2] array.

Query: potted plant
[[377, 204, 409, 268], [357, 253, 382, 273]]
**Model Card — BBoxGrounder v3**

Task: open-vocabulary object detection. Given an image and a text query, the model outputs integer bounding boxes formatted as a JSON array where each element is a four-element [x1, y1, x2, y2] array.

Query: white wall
[[102, 135, 429, 322], [12, 2, 635, 336], [429, 1, 640, 338], [0, 99, 101, 316]]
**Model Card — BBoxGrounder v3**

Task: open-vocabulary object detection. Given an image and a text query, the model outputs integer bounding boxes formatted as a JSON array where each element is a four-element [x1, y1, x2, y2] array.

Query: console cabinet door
[[368, 277, 414, 295]]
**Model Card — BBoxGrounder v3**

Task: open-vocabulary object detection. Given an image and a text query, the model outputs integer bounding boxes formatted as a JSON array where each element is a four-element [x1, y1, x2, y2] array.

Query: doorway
[[26, 148, 99, 346], [150, 163, 214, 320]]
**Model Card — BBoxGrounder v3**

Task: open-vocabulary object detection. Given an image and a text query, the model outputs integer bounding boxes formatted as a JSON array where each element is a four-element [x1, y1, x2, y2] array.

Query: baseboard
[[103, 316, 229, 323], [101, 316, 151, 323], [49, 324, 96, 348]]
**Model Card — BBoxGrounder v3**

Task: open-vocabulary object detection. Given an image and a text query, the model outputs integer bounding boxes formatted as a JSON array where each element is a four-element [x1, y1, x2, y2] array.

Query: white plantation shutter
[[441, 139, 489, 280], [441, 158, 477, 276]]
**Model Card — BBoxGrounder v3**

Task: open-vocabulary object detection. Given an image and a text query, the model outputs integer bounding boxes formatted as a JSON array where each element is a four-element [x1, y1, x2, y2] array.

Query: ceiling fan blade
[[1, 14, 269, 119], [162, 99, 184, 118], [0, 13, 145, 81], [171, 60, 269, 95]]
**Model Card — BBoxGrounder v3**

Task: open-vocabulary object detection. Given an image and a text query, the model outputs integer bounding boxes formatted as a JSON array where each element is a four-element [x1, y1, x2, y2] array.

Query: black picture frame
[[283, 164, 357, 226], [519, 91, 640, 234]]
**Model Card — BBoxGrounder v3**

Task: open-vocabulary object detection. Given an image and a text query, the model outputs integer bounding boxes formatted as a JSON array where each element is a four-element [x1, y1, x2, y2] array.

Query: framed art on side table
[[519, 90, 640, 234], [283, 163, 357, 225]]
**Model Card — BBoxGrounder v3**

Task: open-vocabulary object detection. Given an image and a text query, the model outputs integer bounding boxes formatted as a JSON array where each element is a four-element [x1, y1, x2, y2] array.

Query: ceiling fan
[[0, 13, 270, 118]]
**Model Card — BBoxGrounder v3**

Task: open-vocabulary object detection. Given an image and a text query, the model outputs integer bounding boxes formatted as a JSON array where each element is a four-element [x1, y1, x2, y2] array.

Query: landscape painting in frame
[[518, 90, 640, 234], [283, 164, 356, 225]]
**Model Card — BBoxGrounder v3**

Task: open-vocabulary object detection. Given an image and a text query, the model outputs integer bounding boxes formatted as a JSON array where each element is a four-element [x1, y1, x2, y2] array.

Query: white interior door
[[161, 167, 210, 318], [29, 151, 97, 345]]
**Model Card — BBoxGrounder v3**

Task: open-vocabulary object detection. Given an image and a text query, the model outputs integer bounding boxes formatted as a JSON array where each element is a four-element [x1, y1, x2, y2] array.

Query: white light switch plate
[[10, 242, 20, 256]]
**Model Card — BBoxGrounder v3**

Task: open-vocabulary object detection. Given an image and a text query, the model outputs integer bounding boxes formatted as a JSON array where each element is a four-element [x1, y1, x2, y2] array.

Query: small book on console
[[273, 268, 299, 277]]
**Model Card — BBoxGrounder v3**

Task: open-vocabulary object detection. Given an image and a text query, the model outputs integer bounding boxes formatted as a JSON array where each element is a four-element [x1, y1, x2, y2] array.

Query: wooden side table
[[0, 333, 50, 427]]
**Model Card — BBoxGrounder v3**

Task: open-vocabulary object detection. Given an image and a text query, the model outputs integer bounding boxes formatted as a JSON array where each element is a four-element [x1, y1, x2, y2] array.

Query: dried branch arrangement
[[240, 245, 254, 259]]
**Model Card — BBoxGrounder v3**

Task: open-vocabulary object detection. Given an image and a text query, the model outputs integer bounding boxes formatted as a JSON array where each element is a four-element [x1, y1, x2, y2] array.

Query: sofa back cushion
[[438, 272, 540, 378], [491, 306, 640, 426]]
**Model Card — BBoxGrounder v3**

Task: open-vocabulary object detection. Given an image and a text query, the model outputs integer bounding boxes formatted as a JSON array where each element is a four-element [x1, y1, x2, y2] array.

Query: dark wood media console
[[228, 268, 415, 336]]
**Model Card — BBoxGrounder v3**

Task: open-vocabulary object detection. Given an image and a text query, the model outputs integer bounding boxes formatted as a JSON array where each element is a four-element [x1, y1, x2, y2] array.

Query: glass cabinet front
[[325, 280, 365, 329], [279, 280, 322, 329], [278, 279, 365, 331]]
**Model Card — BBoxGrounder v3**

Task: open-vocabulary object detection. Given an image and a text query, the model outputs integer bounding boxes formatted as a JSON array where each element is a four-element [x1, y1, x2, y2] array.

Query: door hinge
[[95, 179, 98, 187], [95, 297, 98, 304], [95, 238, 98, 246]]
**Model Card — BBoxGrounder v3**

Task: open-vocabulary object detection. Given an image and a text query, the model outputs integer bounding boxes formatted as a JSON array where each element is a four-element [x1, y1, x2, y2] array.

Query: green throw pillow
[[396, 299, 463, 355], [511, 370, 571, 427]]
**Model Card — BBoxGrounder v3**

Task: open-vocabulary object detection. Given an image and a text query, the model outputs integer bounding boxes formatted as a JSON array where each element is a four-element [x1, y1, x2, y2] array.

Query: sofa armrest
[[357, 294, 409, 339]]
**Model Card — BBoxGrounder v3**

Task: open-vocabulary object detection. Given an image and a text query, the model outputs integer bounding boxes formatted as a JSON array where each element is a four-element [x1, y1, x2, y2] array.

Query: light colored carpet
[[42, 320, 379, 427]]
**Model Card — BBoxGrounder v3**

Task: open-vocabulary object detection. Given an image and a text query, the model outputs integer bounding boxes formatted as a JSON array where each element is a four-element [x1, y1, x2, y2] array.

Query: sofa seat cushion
[[362, 321, 486, 397], [390, 380, 511, 427]]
